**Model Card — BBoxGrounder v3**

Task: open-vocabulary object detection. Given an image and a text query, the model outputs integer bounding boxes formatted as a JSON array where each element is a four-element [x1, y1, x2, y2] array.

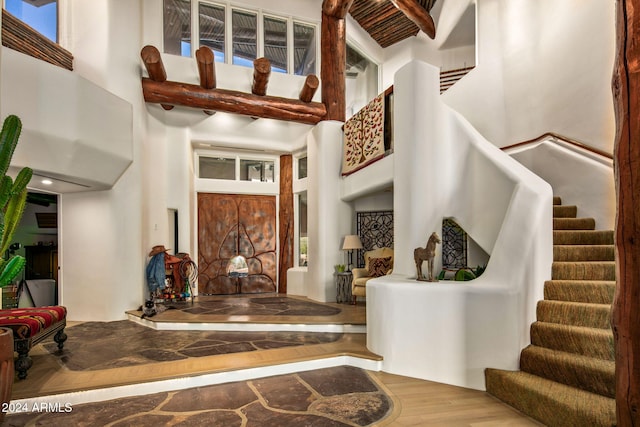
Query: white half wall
[[367, 60, 552, 391], [1, 48, 133, 192]]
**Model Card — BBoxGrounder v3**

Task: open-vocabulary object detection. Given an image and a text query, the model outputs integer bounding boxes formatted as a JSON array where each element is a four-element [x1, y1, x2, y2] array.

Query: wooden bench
[[0, 306, 67, 379]]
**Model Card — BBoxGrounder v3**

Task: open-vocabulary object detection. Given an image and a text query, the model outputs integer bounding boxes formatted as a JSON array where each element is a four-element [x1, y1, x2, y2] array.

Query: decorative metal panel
[[442, 218, 467, 269], [356, 211, 394, 268]]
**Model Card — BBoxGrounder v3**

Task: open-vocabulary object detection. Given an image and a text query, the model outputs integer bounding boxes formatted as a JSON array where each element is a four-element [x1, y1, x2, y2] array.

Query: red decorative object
[[0, 328, 14, 423]]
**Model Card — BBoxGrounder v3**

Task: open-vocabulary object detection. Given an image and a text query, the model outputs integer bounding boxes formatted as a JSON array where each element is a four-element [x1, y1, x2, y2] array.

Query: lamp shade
[[342, 235, 363, 250]]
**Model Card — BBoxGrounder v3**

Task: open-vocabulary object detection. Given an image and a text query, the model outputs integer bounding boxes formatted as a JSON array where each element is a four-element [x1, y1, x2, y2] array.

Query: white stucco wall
[[59, 0, 144, 320], [507, 139, 615, 230], [1, 48, 133, 191], [444, 0, 616, 152], [366, 60, 552, 391], [306, 122, 354, 302]]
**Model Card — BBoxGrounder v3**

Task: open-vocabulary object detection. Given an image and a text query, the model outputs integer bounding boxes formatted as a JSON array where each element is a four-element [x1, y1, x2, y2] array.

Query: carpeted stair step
[[544, 280, 616, 304], [553, 245, 614, 262], [530, 321, 614, 360], [553, 230, 614, 245], [552, 261, 616, 281], [537, 300, 612, 329], [553, 217, 596, 230], [485, 369, 616, 427], [553, 205, 578, 218], [553, 196, 562, 205], [519, 345, 615, 398]]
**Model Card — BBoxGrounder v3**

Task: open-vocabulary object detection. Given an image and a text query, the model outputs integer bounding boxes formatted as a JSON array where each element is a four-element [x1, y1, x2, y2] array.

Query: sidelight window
[[298, 191, 308, 266]]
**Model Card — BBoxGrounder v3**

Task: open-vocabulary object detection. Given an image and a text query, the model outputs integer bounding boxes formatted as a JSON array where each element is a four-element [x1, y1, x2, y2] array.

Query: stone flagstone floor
[[4, 366, 392, 427], [43, 320, 343, 371]]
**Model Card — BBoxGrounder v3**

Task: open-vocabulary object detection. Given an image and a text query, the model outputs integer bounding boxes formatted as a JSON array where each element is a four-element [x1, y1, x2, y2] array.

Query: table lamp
[[342, 235, 363, 271]]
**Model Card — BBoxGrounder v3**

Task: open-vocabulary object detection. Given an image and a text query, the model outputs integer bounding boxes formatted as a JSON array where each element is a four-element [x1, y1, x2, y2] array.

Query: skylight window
[[5, 0, 57, 42]]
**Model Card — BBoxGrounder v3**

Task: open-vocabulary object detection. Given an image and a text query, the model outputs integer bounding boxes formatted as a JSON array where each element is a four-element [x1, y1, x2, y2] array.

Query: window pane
[[240, 160, 274, 182], [264, 16, 287, 73], [6, 0, 57, 43], [199, 3, 225, 62], [346, 43, 379, 119], [298, 157, 307, 179], [164, 0, 191, 56], [298, 192, 308, 266], [232, 9, 257, 67], [293, 22, 316, 76], [199, 157, 235, 180]]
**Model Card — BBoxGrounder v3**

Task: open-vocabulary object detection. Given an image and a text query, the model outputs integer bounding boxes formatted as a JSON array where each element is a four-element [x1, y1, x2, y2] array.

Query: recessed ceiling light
[[41, 179, 53, 185]]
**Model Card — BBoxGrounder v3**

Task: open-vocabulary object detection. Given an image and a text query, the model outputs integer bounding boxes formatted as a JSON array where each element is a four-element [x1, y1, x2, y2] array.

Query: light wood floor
[[10, 297, 542, 426], [373, 372, 543, 426]]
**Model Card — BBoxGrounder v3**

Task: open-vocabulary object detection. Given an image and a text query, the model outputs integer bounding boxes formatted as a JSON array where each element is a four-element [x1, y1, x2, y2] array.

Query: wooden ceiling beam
[[323, 0, 355, 18], [358, 5, 400, 29], [321, 0, 355, 121], [390, 0, 436, 39], [141, 45, 325, 124], [142, 78, 326, 125], [196, 46, 216, 89], [251, 57, 271, 96]]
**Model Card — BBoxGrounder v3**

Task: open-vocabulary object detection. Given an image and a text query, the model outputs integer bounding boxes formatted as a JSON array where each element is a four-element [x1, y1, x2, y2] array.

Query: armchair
[[351, 247, 394, 304]]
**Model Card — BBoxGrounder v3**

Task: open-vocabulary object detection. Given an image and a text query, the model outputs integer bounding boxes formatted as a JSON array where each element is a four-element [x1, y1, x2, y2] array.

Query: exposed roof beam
[[323, 0, 355, 18], [390, 0, 436, 39], [321, 0, 355, 121]]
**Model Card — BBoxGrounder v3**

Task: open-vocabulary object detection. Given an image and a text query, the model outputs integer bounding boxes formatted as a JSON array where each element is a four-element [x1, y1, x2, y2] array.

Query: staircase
[[485, 196, 616, 426]]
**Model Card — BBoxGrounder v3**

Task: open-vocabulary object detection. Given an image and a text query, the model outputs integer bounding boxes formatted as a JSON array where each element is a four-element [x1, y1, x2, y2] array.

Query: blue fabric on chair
[[146, 252, 166, 293]]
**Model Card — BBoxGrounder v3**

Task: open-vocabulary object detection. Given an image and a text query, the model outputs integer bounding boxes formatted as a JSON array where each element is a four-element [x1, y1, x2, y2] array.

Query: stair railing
[[502, 132, 613, 163]]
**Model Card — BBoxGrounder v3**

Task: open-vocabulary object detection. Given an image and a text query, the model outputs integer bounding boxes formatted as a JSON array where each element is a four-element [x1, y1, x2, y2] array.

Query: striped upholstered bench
[[0, 306, 67, 379]]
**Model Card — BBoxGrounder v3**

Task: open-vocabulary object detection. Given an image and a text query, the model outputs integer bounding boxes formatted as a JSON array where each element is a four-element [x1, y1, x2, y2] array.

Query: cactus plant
[[0, 115, 32, 287]]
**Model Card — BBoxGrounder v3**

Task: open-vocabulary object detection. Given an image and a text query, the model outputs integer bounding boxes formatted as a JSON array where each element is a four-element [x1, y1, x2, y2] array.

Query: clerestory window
[[163, 0, 317, 76], [2, 0, 71, 70], [4, 0, 57, 42]]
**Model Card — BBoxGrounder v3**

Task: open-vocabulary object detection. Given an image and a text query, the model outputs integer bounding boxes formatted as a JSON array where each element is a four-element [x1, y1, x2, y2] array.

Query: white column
[[307, 121, 353, 302]]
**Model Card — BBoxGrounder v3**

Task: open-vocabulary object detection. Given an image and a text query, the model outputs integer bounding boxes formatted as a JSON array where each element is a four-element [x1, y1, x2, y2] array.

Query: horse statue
[[414, 232, 441, 282]]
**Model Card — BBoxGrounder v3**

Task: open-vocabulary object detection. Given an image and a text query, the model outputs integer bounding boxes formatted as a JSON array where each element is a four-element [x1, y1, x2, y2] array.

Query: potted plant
[[0, 115, 33, 419]]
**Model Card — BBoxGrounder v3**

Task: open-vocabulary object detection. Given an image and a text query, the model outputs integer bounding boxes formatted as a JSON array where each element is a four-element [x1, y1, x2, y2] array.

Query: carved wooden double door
[[198, 193, 277, 295]]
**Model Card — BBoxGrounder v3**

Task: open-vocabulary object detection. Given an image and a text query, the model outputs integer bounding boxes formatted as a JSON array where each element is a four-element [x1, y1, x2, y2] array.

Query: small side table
[[335, 272, 353, 303]]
